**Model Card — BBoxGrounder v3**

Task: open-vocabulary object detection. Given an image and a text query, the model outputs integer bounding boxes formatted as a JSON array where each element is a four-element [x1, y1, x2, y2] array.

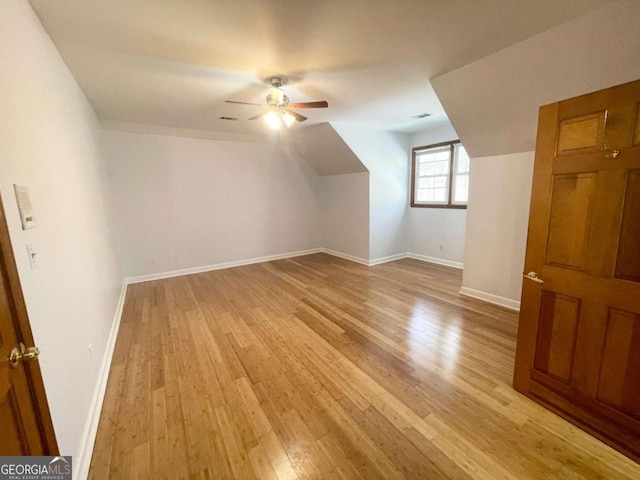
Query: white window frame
[[451, 143, 469, 206]]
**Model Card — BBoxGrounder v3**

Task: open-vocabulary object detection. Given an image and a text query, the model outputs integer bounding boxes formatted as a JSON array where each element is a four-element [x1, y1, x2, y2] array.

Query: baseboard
[[125, 248, 323, 284], [321, 249, 464, 269], [459, 286, 520, 311], [406, 252, 464, 269], [320, 248, 370, 266], [75, 281, 128, 480], [368, 252, 408, 266]]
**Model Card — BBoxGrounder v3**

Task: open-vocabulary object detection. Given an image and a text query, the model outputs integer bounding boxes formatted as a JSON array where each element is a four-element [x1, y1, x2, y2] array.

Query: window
[[411, 140, 469, 208]]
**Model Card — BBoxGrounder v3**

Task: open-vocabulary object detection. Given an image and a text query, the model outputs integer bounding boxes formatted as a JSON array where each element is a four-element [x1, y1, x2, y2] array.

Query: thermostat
[[14, 184, 36, 230]]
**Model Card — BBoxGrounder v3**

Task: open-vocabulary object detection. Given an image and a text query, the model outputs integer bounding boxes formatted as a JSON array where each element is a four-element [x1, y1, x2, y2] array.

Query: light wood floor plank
[[89, 254, 640, 478]]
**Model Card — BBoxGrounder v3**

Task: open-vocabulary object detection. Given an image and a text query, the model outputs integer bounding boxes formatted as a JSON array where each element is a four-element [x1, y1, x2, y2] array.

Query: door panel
[[514, 78, 640, 463], [0, 387, 29, 455], [585, 169, 627, 277], [0, 195, 58, 454], [616, 170, 640, 281], [533, 291, 580, 383], [597, 309, 640, 420], [571, 301, 608, 398], [545, 174, 594, 270], [556, 112, 605, 154], [604, 104, 638, 150]]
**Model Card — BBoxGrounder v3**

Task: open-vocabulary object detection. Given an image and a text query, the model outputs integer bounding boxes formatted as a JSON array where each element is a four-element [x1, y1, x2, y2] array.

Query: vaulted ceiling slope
[[30, 0, 616, 140], [288, 123, 367, 176], [432, 0, 640, 158]]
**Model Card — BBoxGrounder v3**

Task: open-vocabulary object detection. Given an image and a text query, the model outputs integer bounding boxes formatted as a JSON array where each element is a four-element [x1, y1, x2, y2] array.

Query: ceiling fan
[[225, 77, 328, 129]]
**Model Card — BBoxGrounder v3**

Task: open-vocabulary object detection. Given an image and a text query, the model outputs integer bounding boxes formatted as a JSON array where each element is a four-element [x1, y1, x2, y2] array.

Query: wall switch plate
[[26, 244, 37, 270]]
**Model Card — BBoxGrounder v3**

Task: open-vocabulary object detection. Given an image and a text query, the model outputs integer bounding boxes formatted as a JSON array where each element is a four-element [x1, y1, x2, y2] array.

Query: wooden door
[[514, 79, 640, 462], [0, 195, 57, 454]]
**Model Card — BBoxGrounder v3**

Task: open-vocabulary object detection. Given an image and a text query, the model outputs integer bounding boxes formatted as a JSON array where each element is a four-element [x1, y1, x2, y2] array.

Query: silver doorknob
[[523, 271, 544, 284], [9, 343, 40, 368]]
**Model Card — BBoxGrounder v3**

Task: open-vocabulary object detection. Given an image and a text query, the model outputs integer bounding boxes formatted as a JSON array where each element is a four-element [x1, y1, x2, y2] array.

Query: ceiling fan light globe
[[264, 111, 281, 130], [282, 111, 296, 128]]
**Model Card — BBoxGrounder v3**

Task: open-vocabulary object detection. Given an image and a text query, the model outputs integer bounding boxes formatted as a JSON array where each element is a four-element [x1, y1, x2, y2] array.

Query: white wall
[[319, 173, 370, 261], [332, 125, 410, 261], [432, 0, 640, 157], [103, 130, 320, 277], [433, 1, 640, 310], [407, 124, 467, 265], [0, 0, 121, 465], [461, 152, 535, 308], [407, 208, 466, 266], [409, 123, 458, 148]]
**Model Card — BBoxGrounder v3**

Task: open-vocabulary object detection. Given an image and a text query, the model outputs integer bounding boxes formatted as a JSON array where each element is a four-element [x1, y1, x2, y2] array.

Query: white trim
[[320, 248, 370, 266], [125, 248, 323, 284], [75, 281, 128, 480], [321, 249, 465, 269], [459, 287, 520, 311], [406, 252, 464, 269], [368, 253, 408, 266]]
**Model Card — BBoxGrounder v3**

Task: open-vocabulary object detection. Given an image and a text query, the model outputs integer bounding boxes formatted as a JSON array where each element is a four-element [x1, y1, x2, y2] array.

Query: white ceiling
[[30, 0, 615, 139], [432, 0, 640, 157], [288, 123, 367, 176]]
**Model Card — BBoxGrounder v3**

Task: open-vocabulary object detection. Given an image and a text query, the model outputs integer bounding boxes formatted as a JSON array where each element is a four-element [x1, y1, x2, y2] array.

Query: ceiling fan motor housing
[[225, 75, 326, 125], [267, 93, 289, 107]]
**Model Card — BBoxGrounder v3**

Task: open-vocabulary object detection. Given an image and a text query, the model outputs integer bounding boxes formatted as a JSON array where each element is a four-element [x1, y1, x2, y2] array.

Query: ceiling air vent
[[219, 116, 238, 121]]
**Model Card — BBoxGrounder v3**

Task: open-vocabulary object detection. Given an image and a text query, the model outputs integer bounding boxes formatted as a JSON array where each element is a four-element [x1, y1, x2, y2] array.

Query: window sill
[[410, 203, 467, 209]]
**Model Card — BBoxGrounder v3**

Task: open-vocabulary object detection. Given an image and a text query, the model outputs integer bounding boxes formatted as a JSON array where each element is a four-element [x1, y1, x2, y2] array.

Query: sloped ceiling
[[29, 0, 615, 141], [432, 0, 640, 158], [287, 123, 366, 176]]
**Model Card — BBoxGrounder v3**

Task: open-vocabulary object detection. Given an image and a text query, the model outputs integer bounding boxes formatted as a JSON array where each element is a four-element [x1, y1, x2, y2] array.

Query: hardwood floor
[[89, 253, 640, 479]]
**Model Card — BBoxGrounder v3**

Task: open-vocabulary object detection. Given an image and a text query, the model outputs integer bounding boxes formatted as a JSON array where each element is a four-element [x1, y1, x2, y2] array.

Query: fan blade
[[225, 100, 264, 106], [288, 101, 328, 109], [287, 110, 308, 122], [249, 111, 269, 120]]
